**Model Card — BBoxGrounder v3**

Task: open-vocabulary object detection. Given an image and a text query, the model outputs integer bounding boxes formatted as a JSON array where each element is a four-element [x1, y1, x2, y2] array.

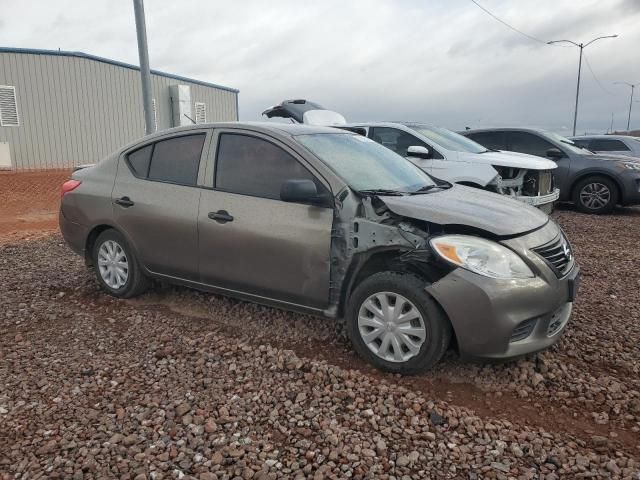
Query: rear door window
[[369, 127, 443, 158], [147, 134, 206, 185], [507, 132, 556, 157], [466, 131, 507, 150], [215, 133, 321, 201], [590, 139, 630, 151]]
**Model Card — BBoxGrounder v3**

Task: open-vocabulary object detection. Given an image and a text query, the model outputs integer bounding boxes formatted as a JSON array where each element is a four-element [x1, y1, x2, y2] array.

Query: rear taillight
[[61, 179, 82, 197]]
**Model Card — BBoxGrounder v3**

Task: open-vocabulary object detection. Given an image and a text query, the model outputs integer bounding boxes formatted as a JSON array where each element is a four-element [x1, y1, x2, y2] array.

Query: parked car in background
[[462, 128, 640, 214], [569, 135, 640, 157], [60, 122, 579, 374], [262, 100, 559, 213]]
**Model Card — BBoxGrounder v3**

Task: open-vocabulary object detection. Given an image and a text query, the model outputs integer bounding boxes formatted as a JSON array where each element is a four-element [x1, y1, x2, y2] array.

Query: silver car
[[570, 135, 640, 157], [60, 123, 580, 374]]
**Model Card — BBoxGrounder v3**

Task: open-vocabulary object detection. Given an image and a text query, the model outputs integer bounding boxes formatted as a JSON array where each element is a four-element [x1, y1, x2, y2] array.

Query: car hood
[[457, 150, 557, 170], [379, 185, 549, 237]]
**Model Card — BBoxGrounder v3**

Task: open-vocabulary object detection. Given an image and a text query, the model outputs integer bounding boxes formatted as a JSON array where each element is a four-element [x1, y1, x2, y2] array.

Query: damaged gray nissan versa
[[59, 122, 580, 374]]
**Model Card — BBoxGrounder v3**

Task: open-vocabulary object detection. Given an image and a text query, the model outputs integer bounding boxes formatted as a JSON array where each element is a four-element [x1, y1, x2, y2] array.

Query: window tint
[[127, 144, 153, 177], [369, 127, 443, 159], [590, 139, 630, 151], [215, 133, 318, 200], [508, 132, 557, 158], [148, 134, 205, 185], [466, 131, 507, 150]]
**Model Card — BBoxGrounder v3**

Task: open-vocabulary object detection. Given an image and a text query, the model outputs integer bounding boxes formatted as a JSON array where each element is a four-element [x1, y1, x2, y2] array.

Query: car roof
[[568, 134, 632, 140], [462, 127, 548, 134], [139, 121, 349, 139]]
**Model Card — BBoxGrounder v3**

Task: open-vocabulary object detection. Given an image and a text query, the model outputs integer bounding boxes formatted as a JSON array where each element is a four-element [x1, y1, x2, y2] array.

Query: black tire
[[346, 272, 452, 375], [92, 229, 148, 298], [572, 176, 618, 214]]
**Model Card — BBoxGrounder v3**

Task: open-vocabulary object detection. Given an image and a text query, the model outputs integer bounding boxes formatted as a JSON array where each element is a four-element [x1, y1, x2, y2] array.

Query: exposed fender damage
[[326, 191, 447, 318]]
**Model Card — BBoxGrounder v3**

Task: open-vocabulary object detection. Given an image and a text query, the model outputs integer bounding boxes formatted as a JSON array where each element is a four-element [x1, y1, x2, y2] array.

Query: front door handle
[[114, 196, 134, 208], [208, 210, 234, 224]]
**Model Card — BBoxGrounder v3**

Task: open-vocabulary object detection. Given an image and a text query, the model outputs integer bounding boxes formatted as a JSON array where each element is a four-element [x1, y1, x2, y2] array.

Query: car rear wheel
[[92, 229, 148, 298], [346, 272, 452, 374], [572, 176, 618, 214]]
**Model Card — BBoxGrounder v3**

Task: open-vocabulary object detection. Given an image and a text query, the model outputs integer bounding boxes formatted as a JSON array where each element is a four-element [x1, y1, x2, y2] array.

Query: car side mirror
[[406, 145, 431, 159], [280, 179, 322, 205], [546, 148, 564, 159]]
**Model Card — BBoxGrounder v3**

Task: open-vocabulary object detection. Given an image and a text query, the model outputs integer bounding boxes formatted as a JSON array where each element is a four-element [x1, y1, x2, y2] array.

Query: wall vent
[[195, 102, 207, 124], [0, 86, 19, 127]]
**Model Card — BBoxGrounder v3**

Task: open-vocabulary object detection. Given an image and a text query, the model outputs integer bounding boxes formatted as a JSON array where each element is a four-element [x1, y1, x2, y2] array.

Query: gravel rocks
[[1, 207, 640, 478]]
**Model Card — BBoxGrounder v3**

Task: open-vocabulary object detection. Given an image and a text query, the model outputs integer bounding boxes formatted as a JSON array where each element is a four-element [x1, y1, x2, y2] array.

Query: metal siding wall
[[0, 52, 238, 170]]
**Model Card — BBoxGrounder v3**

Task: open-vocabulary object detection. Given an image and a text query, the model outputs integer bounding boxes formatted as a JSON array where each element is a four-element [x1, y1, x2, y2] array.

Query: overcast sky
[[1, 0, 639, 134]]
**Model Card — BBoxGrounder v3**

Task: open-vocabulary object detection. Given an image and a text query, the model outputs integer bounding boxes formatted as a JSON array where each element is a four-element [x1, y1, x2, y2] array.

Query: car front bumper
[[618, 171, 640, 205], [514, 188, 560, 208], [426, 221, 579, 360]]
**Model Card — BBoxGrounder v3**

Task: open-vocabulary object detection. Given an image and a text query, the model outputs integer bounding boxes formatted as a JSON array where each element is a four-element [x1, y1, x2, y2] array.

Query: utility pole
[[133, 0, 155, 135], [614, 82, 638, 132], [548, 35, 618, 136]]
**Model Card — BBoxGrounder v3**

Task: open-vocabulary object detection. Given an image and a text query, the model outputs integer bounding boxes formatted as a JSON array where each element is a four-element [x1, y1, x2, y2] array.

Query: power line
[[582, 52, 616, 96], [468, 0, 567, 46]]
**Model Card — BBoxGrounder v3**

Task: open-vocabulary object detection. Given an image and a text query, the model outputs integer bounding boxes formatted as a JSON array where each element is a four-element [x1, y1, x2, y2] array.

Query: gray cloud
[[1, 0, 638, 134]]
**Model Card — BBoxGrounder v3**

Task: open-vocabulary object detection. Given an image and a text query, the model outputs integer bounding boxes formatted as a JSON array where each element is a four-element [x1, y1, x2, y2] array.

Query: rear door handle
[[208, 210, 234, 224], [114, 196, 135, 208]]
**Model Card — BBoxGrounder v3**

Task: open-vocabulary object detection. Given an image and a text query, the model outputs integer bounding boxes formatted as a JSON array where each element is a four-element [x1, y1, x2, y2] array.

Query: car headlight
[[620, 161, 640, 171], [430, 235, 534, 279]]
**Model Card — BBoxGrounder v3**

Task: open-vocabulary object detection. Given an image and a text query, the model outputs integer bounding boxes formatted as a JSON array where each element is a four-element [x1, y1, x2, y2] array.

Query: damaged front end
[[326, 190, 452, 318], [487, 166, 559, 212]]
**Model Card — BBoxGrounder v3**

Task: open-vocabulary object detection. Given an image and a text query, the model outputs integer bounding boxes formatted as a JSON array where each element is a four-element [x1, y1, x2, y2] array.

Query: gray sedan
[[463, 128, 640, 214], [60, 123, 579, 373]]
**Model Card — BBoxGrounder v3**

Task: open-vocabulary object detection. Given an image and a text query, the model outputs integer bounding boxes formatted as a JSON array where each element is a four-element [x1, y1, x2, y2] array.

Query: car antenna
[[183, 113, 196, 124]]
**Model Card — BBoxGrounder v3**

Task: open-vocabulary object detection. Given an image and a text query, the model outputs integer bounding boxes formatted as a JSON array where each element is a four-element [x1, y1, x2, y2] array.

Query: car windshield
[[405, 125, 488, 154], [295, 133, 437, 192], [543, 131, 593, 155]]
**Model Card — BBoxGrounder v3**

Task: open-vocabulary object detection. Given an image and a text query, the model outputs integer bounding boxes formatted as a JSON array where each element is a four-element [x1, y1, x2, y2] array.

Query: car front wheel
[[92, 229, 148, 298], [346, 272, 452, 374], [572, 176, 618, 214]]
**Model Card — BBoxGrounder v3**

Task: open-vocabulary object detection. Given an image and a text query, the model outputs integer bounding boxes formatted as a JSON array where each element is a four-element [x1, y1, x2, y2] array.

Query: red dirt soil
[[0, 170, 71, 243]]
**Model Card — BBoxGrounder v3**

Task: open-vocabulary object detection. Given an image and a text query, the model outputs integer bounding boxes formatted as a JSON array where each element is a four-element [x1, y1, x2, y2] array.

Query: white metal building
[[0, 47, 239, 170]]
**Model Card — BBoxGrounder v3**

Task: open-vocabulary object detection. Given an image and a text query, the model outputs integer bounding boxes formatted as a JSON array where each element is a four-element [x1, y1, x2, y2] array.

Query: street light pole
[[133, 0, 155, 135], [614, 82, 638, 132], [548, 35, 618, 136]]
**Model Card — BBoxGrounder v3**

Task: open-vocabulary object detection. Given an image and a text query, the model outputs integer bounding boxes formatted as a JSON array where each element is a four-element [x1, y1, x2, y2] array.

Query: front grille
[[523, 170, 554, 196], [510, 318, 537, 342], [532, 234, 573, 277]]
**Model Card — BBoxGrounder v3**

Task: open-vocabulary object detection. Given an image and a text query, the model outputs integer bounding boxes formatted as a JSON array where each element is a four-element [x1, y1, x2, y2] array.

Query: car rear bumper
[[59, 209, 89, 257], [619, 172, 640, 205]]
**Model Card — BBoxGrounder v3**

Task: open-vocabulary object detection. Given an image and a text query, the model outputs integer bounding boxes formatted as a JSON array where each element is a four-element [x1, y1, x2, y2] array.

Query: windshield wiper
[[408, 183, 451, 195], [357, 189, 407, 196]]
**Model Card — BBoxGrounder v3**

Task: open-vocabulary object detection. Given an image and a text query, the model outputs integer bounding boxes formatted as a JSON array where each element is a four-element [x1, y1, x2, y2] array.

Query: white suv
[[346, 122, 559, 213], [263, 100, 559, 213]]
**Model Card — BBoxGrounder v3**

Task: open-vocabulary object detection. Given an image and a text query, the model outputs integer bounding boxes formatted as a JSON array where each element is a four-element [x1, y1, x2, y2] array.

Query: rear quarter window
[[126, 144, 152, 177]]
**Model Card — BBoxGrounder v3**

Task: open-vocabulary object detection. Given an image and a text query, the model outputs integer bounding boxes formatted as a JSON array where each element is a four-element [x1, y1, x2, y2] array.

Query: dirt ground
[[1, 172, 639, 478], [0, 170, 70, 244]]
